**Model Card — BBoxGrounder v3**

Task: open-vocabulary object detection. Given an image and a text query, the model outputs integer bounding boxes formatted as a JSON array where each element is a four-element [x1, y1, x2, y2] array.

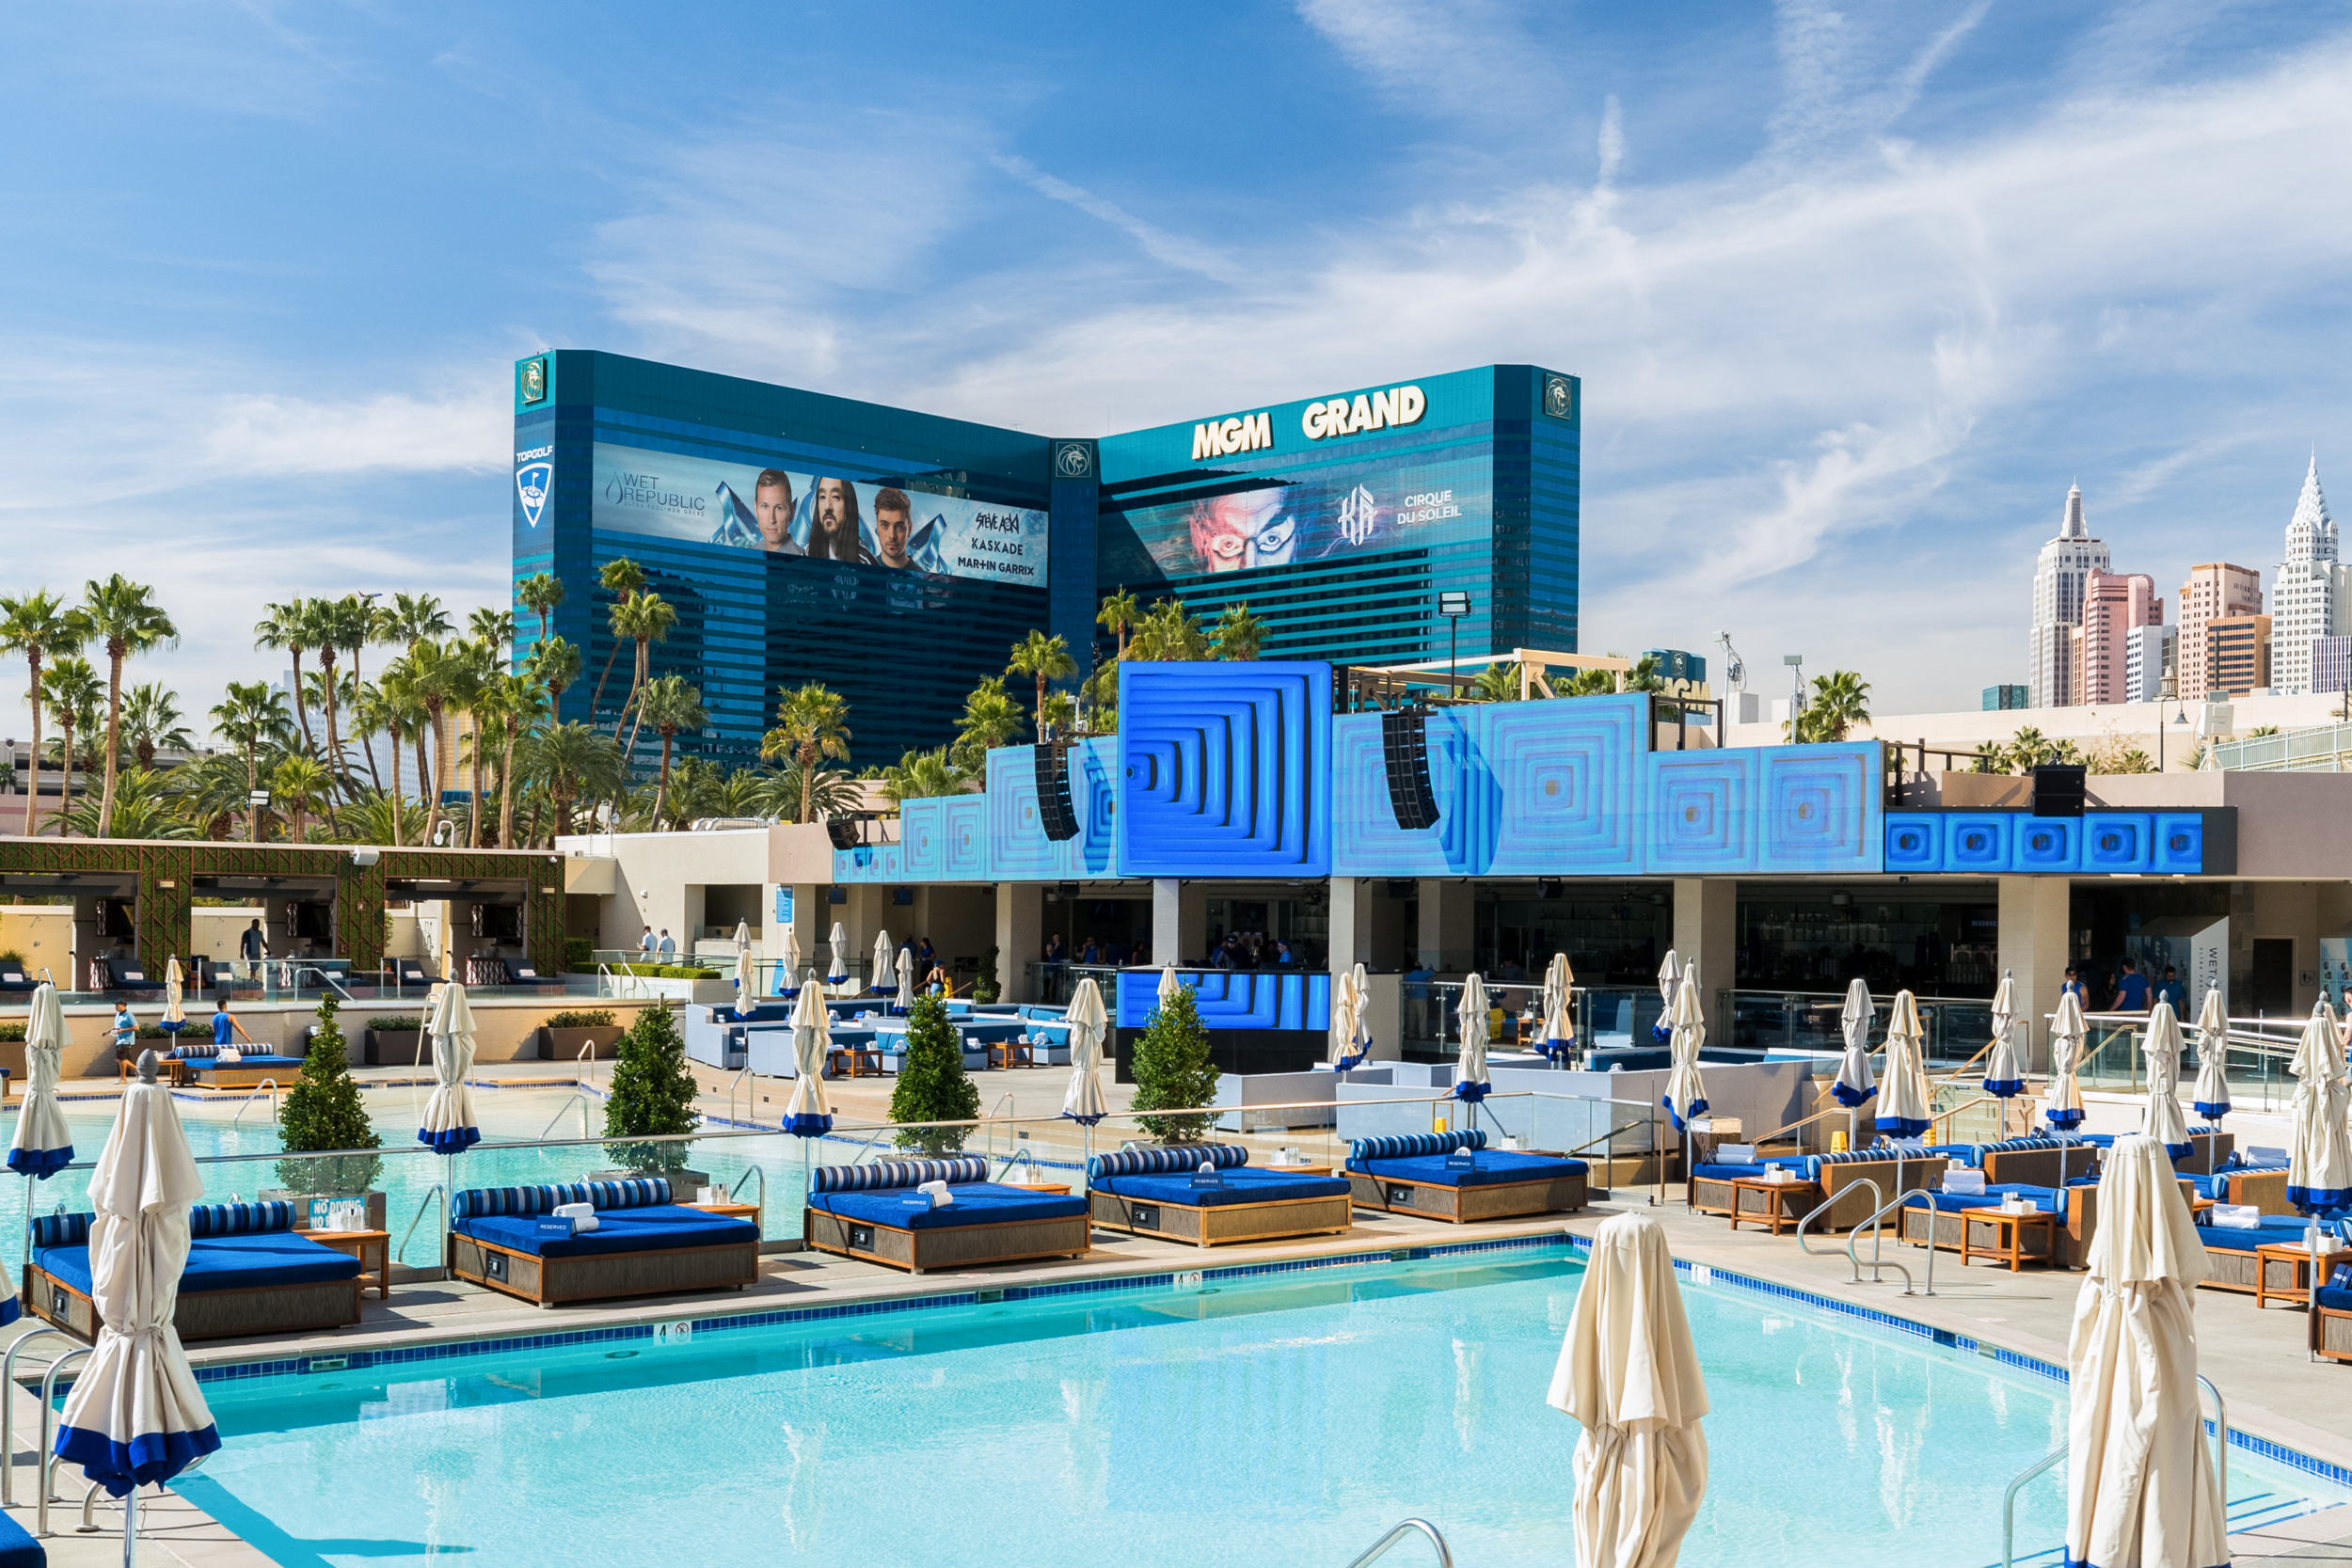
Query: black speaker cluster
[[1035, 743, 1081, 841], [1381, 707, 1440, 831], [2029, 763, 2086, 818]]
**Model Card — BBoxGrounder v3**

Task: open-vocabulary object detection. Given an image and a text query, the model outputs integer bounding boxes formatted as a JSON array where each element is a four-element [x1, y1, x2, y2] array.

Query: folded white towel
[[917, 1180, 953, 1208], [551, 1201, 598, 1232], [218, 1047, 243, 1064], [1944, 1169, 1987, 1196], [1716, 1144, 1756, 1164], [2211, 1204, 2262, 1230]]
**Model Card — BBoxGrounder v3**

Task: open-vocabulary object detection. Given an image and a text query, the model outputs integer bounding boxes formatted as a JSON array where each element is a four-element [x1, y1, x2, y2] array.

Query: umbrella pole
[[123, 1483, 137, 1566]]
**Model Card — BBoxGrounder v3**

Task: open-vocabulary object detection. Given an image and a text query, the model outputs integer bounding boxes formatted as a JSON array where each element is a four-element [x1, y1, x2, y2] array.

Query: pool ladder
[[2000, 1376, 2226, 1568], [1341, 1519, 1453, 1568], [1794, 1177, 1941, 1296]]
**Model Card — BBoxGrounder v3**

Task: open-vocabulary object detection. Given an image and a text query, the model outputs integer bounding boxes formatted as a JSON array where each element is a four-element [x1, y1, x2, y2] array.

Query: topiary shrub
[[564, 936, 595, 972], [888, 993, 980, 1155], [276, 995, 384, 1194], [971, 944, 1001, 1005], [1131, 984, 1218, 1143], [544, 1009, 618, 1030], [601, 1002, 701, 1175]]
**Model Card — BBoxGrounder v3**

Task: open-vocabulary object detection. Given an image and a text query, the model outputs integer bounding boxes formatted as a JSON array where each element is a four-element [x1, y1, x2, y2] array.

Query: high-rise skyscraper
[[2177, 562, 2264, 699], [2080, 570, 2161, 705], [2027, 484, 2109, 707], [2270, 454, 2344, 694]]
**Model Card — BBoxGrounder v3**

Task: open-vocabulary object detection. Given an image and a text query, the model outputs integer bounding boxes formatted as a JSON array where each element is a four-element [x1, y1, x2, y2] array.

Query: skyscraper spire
[[2061, 483, 2088, 540]]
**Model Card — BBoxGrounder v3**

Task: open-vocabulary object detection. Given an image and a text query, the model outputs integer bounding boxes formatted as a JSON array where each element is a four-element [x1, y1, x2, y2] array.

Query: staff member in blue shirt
[[2115, 958, 2151, 1012], [209, 1000, 255, 1051], [110, 1001, 138, 1069]]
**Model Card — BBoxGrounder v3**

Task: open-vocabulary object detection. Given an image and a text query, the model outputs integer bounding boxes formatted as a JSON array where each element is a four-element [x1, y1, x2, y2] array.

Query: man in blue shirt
[[2115, 958, 2151, 1013], [110, 1002, 137, 1068], [2155, 965, 2186, 1012]]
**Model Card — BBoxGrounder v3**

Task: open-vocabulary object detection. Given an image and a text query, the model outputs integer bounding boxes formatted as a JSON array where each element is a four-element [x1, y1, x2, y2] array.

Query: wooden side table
[[1728, 1178, 1820, 1236], [1261, 1163, 1333, 1177], [826, 1047, 882, 1078], [987, 1041, 1035, 1069], [1961, 1209, 2056, 1272], [308, 1228, 392, 1299], [996, 1180, 1073, 1195], [2255, 1243, 2352, 1308]]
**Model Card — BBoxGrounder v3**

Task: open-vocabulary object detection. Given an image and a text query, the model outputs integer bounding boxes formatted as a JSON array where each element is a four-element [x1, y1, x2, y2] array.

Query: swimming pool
[[167, 1241, 2348, 1568]]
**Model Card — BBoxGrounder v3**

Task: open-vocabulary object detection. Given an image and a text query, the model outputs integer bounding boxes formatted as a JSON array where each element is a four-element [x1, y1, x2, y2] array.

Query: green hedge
[[368, 1016, 425, 1034], [543, 1009, 617, 1030]]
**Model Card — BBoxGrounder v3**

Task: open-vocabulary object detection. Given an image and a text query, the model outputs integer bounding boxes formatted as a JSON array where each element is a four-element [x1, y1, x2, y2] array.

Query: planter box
[[589, 1166, 710, 1205], [365, 1030, 426, 1068], [262, 1188, 389, 1234], [540, 1025, 626, 1062]]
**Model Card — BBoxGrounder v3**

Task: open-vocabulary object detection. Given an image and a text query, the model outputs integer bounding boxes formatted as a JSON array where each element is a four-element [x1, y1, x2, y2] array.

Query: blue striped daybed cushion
[[811, 1158, 989, 1194], [1096, 1169, 1349, 1207], [1086, 1144, 1249, 1180], [1349, 1131, 1486, 1162], [808, 1184, 1087, 1230], [453, 1178, 674, 1220], [35, 1203, 358, 1295]]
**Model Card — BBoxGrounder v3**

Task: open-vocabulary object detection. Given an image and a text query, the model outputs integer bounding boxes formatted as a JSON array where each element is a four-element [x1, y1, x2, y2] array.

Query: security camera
[[351, 848, 382, 867]]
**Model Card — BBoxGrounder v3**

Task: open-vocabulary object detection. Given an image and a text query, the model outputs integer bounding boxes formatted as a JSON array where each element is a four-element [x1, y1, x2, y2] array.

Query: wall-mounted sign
[[1303, 385, 1425, 441]]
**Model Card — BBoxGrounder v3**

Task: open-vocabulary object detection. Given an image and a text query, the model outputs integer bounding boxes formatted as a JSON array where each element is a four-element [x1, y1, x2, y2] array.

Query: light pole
[[1438, 591, 1470, 699], [1784, 654, 1804, 736]]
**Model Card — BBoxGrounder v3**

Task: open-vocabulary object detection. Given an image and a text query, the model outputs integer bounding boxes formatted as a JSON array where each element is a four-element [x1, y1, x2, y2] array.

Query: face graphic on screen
[[812, 477, 868, 562], [755, 471, 797, 553], [872, 488, 914, 569], [1187, 491, 1296, 573]]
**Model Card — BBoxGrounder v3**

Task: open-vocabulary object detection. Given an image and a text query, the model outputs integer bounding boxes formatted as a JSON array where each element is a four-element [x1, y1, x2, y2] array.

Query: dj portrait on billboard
[[720, 473, 926, 572]]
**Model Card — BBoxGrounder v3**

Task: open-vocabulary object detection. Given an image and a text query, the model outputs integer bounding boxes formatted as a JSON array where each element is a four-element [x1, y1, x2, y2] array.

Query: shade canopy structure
[[1661, 967, 1708, 1133], [779, 924, 803, 991], [731, 923, 758, 1021], [2046, 990, 2088, 1132], [55, 1052, 221, 1511], [1831, 978, 1877, 1109], [1548, 1210, 1708, 1568], [870, 930, 896, 994], [2140, 1002, 2192, 1159], [2190, 986, 2231, 1121], [1984, 973, 2025, 1099], [8, 982, 73, 1179], [2065, 1133, 2226, 1568], [1653, 950, 1681, 1043], [2288, 1003, 2352, 1213], [418, 982, 482, 1154], [782, 986, 834, 1138], [1454, 973, 1491, 1102], [1328, 964, 1371, 1071], [159, 957, 187, 1035], [1059, 977, 1109, 1127], [1874, 990, 1931, 1139], [825, 922, 850, 984]]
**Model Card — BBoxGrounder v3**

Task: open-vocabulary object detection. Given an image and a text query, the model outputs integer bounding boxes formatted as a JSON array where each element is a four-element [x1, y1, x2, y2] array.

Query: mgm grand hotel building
[[510, 351, 1581, 768]]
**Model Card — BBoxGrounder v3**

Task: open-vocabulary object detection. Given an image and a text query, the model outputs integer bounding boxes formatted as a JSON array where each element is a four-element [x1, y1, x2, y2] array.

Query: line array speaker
[[1381, 707, 1440, 831], [2029, 763, 2086, 819], [1035, 743, 1081, 841]]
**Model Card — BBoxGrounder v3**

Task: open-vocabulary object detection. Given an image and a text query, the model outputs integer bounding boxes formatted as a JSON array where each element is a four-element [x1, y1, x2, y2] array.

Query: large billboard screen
[[1106, 448, 1490, 578], [584, 441, 1049, 588]]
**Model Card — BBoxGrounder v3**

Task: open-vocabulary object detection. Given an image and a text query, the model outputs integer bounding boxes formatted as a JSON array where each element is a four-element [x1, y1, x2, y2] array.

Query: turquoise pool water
[[0, 1087, 833, 1257], [168, 1245, 2345, 1568]]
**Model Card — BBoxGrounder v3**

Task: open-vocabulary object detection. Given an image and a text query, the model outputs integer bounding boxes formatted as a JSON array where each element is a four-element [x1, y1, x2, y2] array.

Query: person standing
[[637, 925, 657, 960], [657, 929, 677, 960], [2115, 958, 2151, 1013], [110, 1001, 138, 1069], [2156, 965, 2186, 1012], [238, 917, 268, 982]]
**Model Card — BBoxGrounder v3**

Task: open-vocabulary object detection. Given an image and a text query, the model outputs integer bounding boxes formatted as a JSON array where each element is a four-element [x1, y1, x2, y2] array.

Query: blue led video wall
[[1883, 811, 2218, 875], [1118, 661, 1332, 879], [1113, 970, 1331, 1032]]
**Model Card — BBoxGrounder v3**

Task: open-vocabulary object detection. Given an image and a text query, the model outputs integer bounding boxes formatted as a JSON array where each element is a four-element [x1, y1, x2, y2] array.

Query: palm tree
[[386, 593, 452, 655], [445, 641, 496, 846], [635, 675, 707, 825], [121, 683, 194, 767], [761, 682, 852, 826], [212, 681, 289, 842], [270, 753, 332, 841], [1128, 599, 1209, 660], [590, 558, 645, 716], [1798, 671, 1872, 743], [469, 607, 516, 658], [41, 657, 102, 835], [1470, 662, 1521, 703], [525, 635, 582, 721], [379, 657, 435, 844], [253, 599, 314, 757], [613, 592, 676, 765], [517, 572, 565, 644], [880, 747, 973, 805], [83, 575, 179, 838], [0, 592, 88, 837], [756, 760, 859, 824], [1097, 588, 1140, 662], [1210, 602, 1266, 660], [1006, 630, 1076, 738], [337, 788, 424, 848], [58, 768, 192, 841], [171, 753, 252, 840], [397, 640, 465, 833], [484, 673, 547, 847], [346, 679, 400, 802], [522, 721, 625, 838], [949, 675, 1024, 770]]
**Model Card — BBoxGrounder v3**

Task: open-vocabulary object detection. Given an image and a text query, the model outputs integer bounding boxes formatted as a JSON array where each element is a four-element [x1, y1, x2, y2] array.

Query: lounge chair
[[0, 1506, 39, 1566], [1958, 1134, 2103, 1190], [1344, 1131, 1587, 1222], [1689, 1147, 1948, 1232], [0, 964, 36, 994], [1087, 1144, 1352, 1248], [164, 1039, 310, 1088], [2308, 1272, 2352, 1363], [450, 1178, 758, 1307], [1897, 1183, 2065, 1267], [803, 1157, 1090, 1275], [388, 958, 439, 986], [2194, 1210, 2328, 1295], [28, 1201, 363, 1341], [103, 958, 163, 993], [2185, 1158, 2292, 1214]]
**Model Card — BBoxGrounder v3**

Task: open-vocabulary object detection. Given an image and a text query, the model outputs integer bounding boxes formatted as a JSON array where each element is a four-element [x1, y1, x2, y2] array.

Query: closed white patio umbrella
[[1874, 990, 1931, 1139], [1059, 977, 1108, 1128], [2190, 985, 2231, 1122], [895, 956, 914, 1015], [1328, 964, 1370, 1071], [8, 981, 73, 1326], [54, 1050, 221, 1549], [2288, 1003, 2352, 1213], [1537, 953, 1576, 1062], [1984, 972, 2025, 1096], [1158, 963, 1182, 1013], [1548, 1209, 1708, 1568], [1832, 978, 1877, 1109], [871, 930, 895, 996], [2065, 1133, 2226, 1568], [732, 921, 758, 1020], [825, 921, 850, 986], [158, 957, 188, 1037], [1454, 973, 1491, 1102], [1661, 967, 1708, 1132], [2140, 1001, 2191, 1158], [2046, 990, 2088, 1132], [783, 986, 834, 1138], [1653, 950, 1680, 1043], [779, 923, 803, 993], [419, 982, 481, 1154]]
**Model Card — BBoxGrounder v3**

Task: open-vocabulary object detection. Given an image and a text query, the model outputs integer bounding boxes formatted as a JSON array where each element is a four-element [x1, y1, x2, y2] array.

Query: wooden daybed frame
[[27, 1261, 359, 1342], [450, 1230, 758, 1307], [1087, 1187, 1352, 1248], [802, 1206, 1089, 1275]]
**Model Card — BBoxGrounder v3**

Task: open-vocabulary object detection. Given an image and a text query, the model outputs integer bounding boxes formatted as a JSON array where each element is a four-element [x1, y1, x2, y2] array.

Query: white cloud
[[988, 154, 1245, 285], [202, 388, 508, 477], [1295, 0, 1563, 122]]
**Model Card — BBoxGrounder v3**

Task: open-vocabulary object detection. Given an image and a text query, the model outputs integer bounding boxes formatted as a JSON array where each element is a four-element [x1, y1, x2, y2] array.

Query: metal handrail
[[38, 1344, 91, 1536], [2002, 1376, 2227, 1568], [724, 1062, 754, 1130], [576, 1037, 602, 1090], [396, 1183, 446, 1269], [2, 1328, 81, 1507], [722, 1162, 766, 1215], [1930, 1092, 2001, 1145], [1342, 1519, 1453, 1568], [229, 1079, 279, 1129]]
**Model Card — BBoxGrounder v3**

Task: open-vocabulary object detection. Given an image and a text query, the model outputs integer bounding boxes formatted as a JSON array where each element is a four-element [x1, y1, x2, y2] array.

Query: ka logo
[[515, 461, 553, 529]]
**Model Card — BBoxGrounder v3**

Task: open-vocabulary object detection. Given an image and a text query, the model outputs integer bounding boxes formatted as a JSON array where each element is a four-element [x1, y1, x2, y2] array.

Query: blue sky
[[7, 0, 2352, 733]]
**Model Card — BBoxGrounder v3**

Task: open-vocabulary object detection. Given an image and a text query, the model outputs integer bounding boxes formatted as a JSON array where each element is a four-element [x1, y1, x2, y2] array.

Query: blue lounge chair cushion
[[1349, 1151, 1587, 1188], [808, 1183, 1088, 1230], [1095, 1169, 1348, 1208], [179, 1054, 308, 1070], [0, 1505, 39, 1567], [36, 1231, 362, 1297], [1913, 1183, 2063, 1213], [1691, 1161, 1818, 1183], [456, 1204, 756, 1259], [2195, 1215, 2316, 1251], [2186, 1166, 2288, 1199], [2316, 1285, 2352, 1312]]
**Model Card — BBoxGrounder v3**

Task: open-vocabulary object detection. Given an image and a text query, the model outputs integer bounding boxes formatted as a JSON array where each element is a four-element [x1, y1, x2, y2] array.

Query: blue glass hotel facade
[[511, 352, 1580, 769]]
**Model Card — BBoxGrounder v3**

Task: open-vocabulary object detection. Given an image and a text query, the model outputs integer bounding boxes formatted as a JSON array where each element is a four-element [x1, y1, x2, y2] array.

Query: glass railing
[[1719, 989, 1995, 1066], [2065, 1011, 2298, 1113], [1025, 963, 1126, 1007]]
